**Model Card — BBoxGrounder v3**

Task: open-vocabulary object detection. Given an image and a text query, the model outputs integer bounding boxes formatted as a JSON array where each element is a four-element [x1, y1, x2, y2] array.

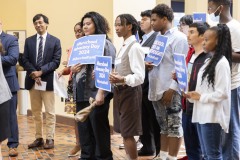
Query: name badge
[[115, 58, 121, 65]]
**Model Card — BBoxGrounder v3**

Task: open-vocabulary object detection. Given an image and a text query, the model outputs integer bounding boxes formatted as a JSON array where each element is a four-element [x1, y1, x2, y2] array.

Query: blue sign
[[173, 53, 188, 93], [145, 35, 168, 66], [193, 13, 207, 22], [94, 56, 112, 92], [68, 34, 106, 66]]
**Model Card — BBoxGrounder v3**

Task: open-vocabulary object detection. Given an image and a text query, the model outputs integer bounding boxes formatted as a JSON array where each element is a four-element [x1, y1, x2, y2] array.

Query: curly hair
[[81, 11, 110, 40], [202, 24, 232, 88], [117, 14, 139, 35], [151, 4, 174, 22]]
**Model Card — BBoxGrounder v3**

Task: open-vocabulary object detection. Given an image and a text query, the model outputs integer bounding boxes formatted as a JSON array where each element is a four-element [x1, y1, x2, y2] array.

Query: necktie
[[37, 36, 43, 68]]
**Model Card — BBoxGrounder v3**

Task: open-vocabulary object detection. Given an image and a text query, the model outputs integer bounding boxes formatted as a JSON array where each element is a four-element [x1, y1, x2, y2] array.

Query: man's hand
[[109, 72, 124, 84], [30, 71, 43, 79], [145, 62, 154, 71], [95, 90, 105, 106], [71, 63, 82, 73], [186, 91, 201, 101], [161, 89, 175, 105], [35, 77, 42, 86]]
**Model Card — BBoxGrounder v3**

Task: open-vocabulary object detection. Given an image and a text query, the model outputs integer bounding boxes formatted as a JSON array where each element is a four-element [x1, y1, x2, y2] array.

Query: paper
[[34, 81, 47, 91], [53, 72, 68, 98]]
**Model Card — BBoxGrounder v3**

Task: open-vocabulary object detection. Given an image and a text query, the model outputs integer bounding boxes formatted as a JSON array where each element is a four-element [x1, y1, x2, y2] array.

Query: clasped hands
[[30, 71, 43, 86]]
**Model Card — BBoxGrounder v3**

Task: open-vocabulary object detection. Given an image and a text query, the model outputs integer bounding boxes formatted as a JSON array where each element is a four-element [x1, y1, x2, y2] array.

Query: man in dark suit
[[22, 14, 61, 149], [138, 10, 160, 156], [0, 19, 20, 157]]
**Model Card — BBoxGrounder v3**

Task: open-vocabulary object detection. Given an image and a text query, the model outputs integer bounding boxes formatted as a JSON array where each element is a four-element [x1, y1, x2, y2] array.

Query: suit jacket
[[22, 33, 61, 91], [141, 32, 158, 95], [0, 32, 20, 92]]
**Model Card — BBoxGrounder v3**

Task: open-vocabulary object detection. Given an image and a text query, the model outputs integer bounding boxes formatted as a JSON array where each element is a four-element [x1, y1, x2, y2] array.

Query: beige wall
[[233, 0, 240, 20], [0, 0, 27, 30]]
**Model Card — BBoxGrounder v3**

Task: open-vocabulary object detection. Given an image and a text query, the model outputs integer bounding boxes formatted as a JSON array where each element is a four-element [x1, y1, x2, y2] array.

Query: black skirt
[[0, 100, 11, 142]]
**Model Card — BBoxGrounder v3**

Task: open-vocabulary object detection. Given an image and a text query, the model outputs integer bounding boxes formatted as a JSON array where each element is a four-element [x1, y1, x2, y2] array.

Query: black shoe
[[28, 138, 44, 149], [138, 149, 155, 156], [43, 139, 54, 149]]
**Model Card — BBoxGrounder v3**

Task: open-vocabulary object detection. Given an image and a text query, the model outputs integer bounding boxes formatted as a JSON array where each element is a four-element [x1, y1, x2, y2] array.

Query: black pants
[[139, 93, 160, 154], [77, 95, 113, 160]]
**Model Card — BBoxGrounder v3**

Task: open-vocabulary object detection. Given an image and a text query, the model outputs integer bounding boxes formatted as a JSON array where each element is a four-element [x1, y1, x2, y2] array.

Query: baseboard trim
[[27, 109, 114, 134]]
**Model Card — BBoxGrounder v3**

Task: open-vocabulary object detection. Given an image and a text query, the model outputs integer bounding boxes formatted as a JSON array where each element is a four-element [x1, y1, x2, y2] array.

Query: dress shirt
[[148, 27, 189, 101], [36, 32, 47, 63], [116, 35, 145, 87]]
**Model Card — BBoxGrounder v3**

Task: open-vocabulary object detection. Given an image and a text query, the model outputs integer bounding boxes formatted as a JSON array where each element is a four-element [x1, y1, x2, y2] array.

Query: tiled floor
[[1, 115, 186, 160]]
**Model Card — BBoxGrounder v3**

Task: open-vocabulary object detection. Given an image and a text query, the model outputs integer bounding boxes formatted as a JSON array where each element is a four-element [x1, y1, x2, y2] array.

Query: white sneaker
[[119, 143, 125, 149], [136, 141, 143, 150]]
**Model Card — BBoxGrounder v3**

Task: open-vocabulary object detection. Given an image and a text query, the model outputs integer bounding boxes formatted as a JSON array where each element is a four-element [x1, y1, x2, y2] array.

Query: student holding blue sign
[[177, 22, 210, 160], [148, 4, 188, 160], [187, 24, 232, 160], [75, 11, 115, 160], [208, 1, 240, 159], [109, 14, 145, 160]]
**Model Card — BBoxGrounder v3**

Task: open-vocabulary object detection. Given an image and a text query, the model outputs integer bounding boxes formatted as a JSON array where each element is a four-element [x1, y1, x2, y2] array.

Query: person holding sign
[[138, 10, 160, 157], [208, 0, 240, 159], [58, 22, 84, 157], [109, 14, 145, 160], [76, 12, 115, 160], [177, 22, 210, 160], [187, 24, 232, 160], [148, 4, 188, 160]]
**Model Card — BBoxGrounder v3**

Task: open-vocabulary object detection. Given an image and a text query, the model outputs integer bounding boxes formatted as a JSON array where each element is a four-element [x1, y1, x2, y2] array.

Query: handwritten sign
[[173, 53, 188, 93], [94, 56, 112, 92], [68, 34, 106, 66], [144, 35, 168, 66], [193, 13, 207, 22]]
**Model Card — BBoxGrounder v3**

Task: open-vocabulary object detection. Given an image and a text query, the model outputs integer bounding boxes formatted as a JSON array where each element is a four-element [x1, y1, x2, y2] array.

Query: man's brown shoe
[[9, 148, 18, 157], [28, 138, 44, 149], [68, 145, 81, 157], [43, 139, 54, 149]]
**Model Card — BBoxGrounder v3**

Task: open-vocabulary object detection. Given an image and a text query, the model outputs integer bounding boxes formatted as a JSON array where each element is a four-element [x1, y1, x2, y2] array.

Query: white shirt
[[227, 19, 240, 90], [116, 35, 145, 87], [191, 57, 231, 133], [36, 32, 47, 63], [148, 27, 189, 101]]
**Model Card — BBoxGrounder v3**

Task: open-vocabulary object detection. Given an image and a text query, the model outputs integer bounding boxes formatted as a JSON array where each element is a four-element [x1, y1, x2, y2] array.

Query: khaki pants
[[29, 88, 55, 139]]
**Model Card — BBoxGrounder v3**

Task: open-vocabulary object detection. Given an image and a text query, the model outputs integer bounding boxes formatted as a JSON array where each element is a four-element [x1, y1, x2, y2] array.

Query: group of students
[[1, 0, 240, 160]]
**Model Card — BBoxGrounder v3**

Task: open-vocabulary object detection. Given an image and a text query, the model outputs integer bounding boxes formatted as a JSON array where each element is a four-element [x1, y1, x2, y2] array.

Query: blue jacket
[[0, 32, 20, 92]]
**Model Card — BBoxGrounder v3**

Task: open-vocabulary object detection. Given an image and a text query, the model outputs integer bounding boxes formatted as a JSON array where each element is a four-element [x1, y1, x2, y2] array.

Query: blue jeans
[[182, 113, 202, 160], [222, 87, 240, 160], [197, 123, 222, 160]]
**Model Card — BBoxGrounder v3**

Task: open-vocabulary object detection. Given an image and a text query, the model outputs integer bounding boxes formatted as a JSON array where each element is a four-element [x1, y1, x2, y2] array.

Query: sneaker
[[68, 145, 81, 157], [119, 143, 125, 149], [9, 148, 18, 157], [136, 140, 143, 150], [153, 154, 161, 160]]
